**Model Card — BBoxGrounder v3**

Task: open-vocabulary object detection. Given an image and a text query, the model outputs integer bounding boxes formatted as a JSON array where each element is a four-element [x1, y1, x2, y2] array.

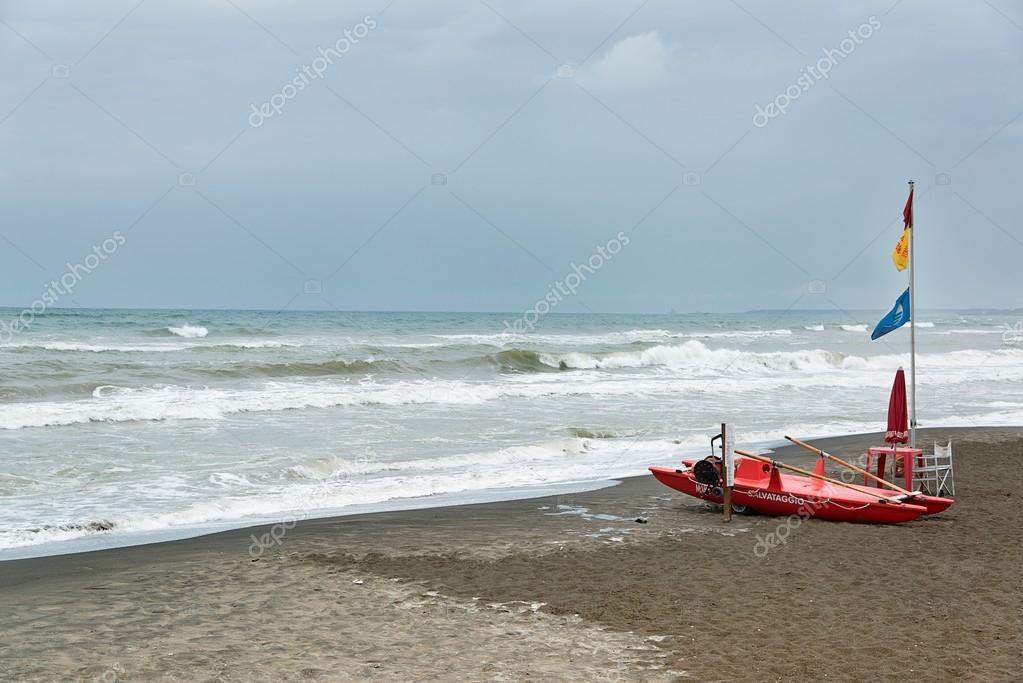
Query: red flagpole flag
[[891, 187, 914, 271]]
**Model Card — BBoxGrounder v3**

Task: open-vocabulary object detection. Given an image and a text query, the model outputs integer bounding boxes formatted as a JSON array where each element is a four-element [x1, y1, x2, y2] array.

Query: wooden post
[[721, 422, 732, 522]]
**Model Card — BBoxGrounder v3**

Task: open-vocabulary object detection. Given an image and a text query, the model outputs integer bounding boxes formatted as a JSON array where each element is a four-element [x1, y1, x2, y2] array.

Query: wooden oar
[[784, 435, 917, 497], [734, 448, 902, 504]]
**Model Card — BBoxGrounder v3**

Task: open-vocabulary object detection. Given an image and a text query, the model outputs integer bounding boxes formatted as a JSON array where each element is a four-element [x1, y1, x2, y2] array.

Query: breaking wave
[[486, 349, 561, 373], [167, 324, 208, 338], [538, 340, 847, 373]]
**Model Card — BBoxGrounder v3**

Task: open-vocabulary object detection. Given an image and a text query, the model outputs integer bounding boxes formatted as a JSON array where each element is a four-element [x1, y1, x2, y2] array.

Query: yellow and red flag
[[891, 186, 913, 271]]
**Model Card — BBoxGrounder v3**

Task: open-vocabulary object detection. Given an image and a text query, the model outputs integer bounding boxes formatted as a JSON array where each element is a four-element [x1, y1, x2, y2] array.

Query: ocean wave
[[567, 427, 618, 439], [0, 342, 181, 353], [803, 324, 825, 331], [6, 344, 1023, 430], [429, 328, 791, 347], [206, 340, 300, 349], [208, 357, 404, 378], [0, 376, 652, 430], [286, 439, 598, 481], [935, 329, 1004, 335], [0, 339, 300, 353], [487, 349, 561, 373], [690, 329, 792, 339], [521, 341, 1023, 377], [167, 324, 209, 338], [475, 341, 808, 374], [540, 340, 846, 373], [840, 324, 868, 332]]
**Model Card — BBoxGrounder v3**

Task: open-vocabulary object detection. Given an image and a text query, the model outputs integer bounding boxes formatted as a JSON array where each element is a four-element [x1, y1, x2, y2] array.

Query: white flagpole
[[908, 180, 917, 448]]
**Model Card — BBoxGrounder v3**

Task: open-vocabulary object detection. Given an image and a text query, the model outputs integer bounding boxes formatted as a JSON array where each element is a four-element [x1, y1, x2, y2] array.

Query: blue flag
[[871, 288, 911, 340]]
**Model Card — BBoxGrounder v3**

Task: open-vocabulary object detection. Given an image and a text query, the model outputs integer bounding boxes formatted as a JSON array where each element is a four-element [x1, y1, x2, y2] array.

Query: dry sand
[[1, 427, 1020, 682]]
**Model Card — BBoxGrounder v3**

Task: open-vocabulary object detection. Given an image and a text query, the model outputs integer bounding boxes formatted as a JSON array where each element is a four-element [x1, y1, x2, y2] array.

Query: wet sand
[[1, 427, 1021, 682]]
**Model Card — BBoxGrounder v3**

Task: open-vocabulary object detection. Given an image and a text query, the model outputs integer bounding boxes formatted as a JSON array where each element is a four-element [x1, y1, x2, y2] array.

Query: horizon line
[[0, 305, 1018, 316]]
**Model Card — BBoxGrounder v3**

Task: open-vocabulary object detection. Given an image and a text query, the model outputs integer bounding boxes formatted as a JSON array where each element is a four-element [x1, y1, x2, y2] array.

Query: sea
[[2, 308, 1021, 559]]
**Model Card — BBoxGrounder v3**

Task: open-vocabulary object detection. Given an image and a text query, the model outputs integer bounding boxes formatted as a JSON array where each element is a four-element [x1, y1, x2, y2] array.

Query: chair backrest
[[934, 441, 952, 458]]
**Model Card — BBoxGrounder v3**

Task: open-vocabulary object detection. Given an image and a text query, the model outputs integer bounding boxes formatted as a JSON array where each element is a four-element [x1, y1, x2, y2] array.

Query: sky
[[1, 0, 1021, 315]]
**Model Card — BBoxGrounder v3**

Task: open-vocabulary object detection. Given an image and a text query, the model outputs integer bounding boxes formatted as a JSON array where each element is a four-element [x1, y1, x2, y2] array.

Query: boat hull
[[650, 464, 929, 524], [864, 490, 953, 515], [910, 495, 954, 515]]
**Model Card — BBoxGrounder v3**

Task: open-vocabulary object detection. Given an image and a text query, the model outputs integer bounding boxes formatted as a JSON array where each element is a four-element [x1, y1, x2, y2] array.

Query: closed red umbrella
[[885, 367, 909, 444]]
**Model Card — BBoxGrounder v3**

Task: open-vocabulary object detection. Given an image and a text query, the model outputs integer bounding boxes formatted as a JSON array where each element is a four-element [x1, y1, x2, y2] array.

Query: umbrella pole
[[734, 449, 901, 503], [908, 180, 917, 448]]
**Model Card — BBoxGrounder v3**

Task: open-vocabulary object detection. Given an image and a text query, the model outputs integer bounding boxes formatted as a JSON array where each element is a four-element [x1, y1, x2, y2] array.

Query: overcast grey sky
[[1, 0, 1020, 313]]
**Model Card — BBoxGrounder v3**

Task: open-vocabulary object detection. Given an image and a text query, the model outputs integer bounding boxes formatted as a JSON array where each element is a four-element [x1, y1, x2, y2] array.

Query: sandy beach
[[2, 426, 1021, 682]]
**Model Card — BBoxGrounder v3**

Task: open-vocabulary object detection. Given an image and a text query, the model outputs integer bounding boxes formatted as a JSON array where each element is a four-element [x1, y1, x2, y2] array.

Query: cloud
[[577, 31, 670, 91]]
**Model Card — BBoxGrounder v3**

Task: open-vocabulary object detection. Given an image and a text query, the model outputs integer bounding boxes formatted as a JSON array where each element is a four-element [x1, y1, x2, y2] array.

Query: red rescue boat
[[650, 455, 930, 524]]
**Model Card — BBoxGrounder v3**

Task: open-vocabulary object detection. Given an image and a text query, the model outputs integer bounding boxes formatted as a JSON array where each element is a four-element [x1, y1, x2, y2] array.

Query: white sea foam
[[287, 439, 601, 481], [0, 379, 637, 430], [10, 401, 1023, 554], [936, 329, 1002, 335], [542, 340, 843, 373], [803, 324, 825, 331], [0, 437, 689, 552], [840, 324, 868, 332], [210, 340, 299, 349], [689, 329, 793, 339], [3, 342, 181, 353], [429, 328, 791, 347], [167, 324, 208, 338]]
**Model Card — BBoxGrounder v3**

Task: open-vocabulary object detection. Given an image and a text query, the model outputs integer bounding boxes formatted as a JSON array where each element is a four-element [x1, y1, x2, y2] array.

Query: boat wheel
[[730, 502, 754, 515]]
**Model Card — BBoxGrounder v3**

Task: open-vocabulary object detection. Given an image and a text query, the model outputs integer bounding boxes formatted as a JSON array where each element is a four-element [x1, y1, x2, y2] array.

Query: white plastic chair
[[912, 441, 955, 497]]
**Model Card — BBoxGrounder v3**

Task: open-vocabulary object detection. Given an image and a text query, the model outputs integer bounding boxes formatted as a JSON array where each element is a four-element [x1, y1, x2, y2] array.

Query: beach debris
[[352, 578, 364, 585], [545, 504, 625, 521], [635, 516, 648, 524]]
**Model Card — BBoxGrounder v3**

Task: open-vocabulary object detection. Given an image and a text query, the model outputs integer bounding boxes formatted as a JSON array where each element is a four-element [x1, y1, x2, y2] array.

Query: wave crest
[[542, 340, 846, 373], [210, 358, 403, 378], [167, 325, 208, 338]]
